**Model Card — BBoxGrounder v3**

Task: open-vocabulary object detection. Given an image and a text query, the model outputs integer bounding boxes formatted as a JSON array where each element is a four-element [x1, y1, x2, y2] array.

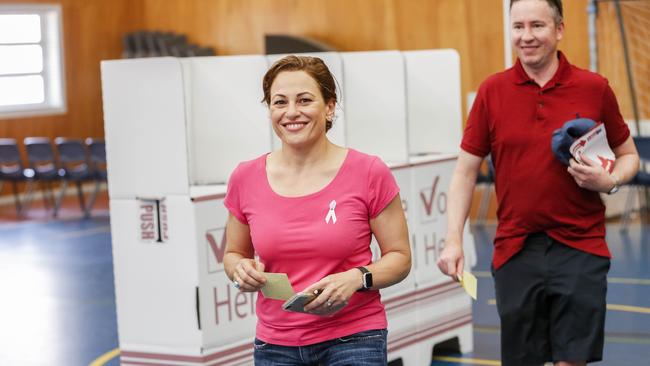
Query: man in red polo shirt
[[438, 0, 639, 365]]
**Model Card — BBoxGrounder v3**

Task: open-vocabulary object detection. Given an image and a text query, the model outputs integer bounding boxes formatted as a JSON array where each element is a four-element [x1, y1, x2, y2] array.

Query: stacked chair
[[23, 137, 65, 216], [122, 31, 215, 58], [85, 138, 108, 214], [54, 138, 95, 217], [0, 137, 107, 218], [0, 138, 35, 215]]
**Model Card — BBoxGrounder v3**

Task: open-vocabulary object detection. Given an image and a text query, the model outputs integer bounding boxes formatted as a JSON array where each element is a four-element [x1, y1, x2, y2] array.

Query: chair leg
[[19, 180, 35, 215], [86, 180, 101, 214], [41, 181, 51, 209], [53, 180, 68, 218], [75, 181, 90, 218], [620, 186, 636, 231], [11, 181, 23, 216]]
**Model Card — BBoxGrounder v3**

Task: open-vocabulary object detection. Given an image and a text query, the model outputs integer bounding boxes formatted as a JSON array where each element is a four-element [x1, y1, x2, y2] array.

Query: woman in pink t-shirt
[[223, 55, 411, 365]]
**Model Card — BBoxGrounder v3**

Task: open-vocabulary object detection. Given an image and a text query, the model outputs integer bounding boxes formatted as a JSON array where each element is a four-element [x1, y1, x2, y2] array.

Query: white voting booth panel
[[370, 159, 475, 365], [342, 51, 409, 164], [101, 58, 190, 198], [404, 50, 463, 155], [183, 56, 272, 185], [101, 49, 474, 366]]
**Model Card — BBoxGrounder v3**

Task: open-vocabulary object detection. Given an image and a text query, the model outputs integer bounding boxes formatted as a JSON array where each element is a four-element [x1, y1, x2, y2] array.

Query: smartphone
[[282, 292, 316, 313]]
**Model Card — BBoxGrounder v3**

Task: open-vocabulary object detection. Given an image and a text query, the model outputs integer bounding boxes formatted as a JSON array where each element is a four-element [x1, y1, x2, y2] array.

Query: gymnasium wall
[[1, 0, 642, 153], [0, 0, 143, 143]]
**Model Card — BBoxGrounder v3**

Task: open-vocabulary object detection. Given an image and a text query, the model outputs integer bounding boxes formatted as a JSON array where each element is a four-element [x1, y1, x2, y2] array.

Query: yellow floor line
[[432, 355, 501, 365], [607, 303, 650, 314], [88, 348, 119, 366], [488, 299, 650, 314]]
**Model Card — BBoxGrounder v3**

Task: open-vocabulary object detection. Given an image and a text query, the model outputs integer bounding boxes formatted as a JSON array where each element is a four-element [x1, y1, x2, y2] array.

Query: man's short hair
[[510, 0, 563, 25]]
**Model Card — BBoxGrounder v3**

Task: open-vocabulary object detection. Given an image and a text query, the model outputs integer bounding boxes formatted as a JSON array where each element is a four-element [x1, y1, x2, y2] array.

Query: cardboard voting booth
[[101, 49, 476, 366]]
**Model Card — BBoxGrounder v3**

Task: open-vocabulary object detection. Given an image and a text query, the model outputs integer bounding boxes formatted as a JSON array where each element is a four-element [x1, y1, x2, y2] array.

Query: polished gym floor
[[0, 195, 648, 366]]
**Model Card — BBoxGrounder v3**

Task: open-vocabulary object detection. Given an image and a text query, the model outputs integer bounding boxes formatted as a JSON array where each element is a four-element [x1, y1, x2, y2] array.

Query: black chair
[[24, 137, 65, 216], [55, 137, 95, 218], [475, 155, 495, 224], [621, 137, 650, 230], [0, 138, 36, 215], [85, 138, 107, 212]]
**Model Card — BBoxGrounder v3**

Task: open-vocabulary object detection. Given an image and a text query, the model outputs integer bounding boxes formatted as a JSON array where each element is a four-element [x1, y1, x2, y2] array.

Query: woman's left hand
[[568, 154, 615, 193], [302, 269, 361, 316]]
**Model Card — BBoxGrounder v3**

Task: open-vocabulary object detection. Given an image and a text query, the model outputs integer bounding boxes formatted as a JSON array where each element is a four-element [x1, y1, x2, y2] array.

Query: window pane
[[0, 15, 41, 44], [0, 45, 43, 74], [0, 75, 44, 106]]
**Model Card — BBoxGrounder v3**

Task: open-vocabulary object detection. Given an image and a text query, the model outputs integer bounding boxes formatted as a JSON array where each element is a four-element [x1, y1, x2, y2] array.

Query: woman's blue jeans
[[253, 329, 388, 365]]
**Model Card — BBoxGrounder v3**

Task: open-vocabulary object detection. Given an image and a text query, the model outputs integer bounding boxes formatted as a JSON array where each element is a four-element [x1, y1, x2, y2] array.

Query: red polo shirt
[[461, 51, 629, 270]]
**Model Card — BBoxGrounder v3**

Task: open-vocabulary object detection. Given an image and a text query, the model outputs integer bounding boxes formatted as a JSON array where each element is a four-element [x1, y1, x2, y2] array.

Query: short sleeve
[[600, 81, 630, 149], [223, 164, 248, 224], [460, 82, 491, 157], [367, 157, 400, 218]]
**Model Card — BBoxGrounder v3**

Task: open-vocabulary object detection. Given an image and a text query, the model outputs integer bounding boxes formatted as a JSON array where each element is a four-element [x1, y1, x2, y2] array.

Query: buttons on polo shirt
[[536, 99, 544, 120]]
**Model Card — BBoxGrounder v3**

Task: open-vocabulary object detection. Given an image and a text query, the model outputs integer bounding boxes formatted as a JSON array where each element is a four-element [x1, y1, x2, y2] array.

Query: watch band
[[608, 173, 620, 195], [355, 266, 372, 291]]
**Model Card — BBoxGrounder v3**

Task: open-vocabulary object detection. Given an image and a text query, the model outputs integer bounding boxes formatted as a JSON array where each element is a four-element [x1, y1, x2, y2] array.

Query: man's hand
[[437, 240, 465, 281], [568, 154, 615, 193]]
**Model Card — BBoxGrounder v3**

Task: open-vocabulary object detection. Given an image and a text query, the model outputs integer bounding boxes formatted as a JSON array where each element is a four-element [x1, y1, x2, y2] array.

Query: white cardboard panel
[[404, 49, 462, 155], [409, 158, 457, 289], [342, 51, 408, 164], [193, 196, 258, 350], [110, 197, 201, 349], [185, 56, 272, 185], [101, 58, 190, 198], [266, 52, 346, 149]]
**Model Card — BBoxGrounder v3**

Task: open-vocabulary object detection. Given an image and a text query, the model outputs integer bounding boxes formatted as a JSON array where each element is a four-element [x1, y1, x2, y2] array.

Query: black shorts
[[493, 232, 610, 365]]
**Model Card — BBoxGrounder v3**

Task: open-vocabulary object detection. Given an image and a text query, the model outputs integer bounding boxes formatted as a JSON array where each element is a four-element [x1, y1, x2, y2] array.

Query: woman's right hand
[[231, 258, 266, 292]]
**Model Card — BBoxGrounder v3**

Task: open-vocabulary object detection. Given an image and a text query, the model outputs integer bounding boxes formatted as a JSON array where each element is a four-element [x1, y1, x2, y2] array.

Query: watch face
[[363, 272, 373, 289], [609, 185, 619, 195]]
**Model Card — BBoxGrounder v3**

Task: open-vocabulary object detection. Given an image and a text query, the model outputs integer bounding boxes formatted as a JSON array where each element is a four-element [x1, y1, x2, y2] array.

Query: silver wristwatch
[[607, 173, 620, 195]]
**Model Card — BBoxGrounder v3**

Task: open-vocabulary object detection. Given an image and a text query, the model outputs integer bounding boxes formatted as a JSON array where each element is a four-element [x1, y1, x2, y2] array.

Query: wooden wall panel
[[0, 0, 143, 142], [0, 0, 603, 144], [559, 0, 590, 69], [5, 0, 641, 210], [141, 0, 505, 120], [597, 2, 650, 121]]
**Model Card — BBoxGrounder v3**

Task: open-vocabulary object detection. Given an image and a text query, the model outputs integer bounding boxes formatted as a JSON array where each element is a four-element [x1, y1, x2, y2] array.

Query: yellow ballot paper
[[458, 271, 478, 300], [260, 272, 295, 301]]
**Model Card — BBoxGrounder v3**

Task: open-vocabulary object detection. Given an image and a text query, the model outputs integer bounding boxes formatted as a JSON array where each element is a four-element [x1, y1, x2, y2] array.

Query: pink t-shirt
[[224, 148, 399, 346]]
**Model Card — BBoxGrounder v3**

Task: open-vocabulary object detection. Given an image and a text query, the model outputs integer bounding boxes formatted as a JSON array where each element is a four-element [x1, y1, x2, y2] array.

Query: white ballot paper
[[570, 123, 615, 173]]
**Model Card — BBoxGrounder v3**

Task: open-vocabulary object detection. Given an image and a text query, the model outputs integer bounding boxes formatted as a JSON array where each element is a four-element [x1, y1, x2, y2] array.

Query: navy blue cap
[[551, 118, 597, 165]]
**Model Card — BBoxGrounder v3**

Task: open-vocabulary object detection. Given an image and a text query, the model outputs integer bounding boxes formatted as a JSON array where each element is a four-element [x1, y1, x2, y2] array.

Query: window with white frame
[[0, 5, 65, 118]]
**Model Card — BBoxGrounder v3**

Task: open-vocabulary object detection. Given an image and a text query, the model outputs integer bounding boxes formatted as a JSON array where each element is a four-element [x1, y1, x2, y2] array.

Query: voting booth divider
[[101, 49, 477, 366]]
